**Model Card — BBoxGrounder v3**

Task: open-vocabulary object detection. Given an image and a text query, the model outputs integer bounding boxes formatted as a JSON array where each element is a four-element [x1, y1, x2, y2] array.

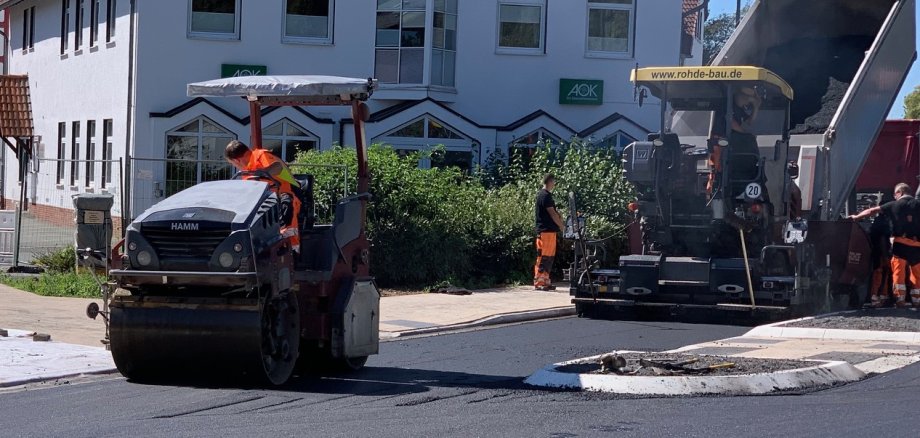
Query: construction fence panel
[[127, 157, 234, 221], [13, 158, 124, 265], [127, 159, 349, 225]]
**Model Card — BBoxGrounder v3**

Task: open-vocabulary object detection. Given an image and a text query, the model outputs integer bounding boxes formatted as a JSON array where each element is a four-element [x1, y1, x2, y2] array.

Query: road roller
[[102, 76, 380, 385]]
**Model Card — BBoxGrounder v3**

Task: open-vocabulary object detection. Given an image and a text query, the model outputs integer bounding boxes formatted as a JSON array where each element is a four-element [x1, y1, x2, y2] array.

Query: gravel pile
[[556, 353, 810, 377], [764, 35, 872, 131], [786, 310, 920, 332], [789, 78, 850, 134]]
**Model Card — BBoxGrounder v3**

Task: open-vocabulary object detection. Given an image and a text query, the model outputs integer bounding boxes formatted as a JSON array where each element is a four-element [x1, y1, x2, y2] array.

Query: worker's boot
[[868, 295, 883, 308], [911, 290, 920, 309]]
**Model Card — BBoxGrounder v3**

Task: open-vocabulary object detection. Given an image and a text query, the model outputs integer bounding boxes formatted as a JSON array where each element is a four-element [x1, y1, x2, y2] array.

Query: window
[[106, 0, 116, 42], [283, 0, 333, 43], [189, 0, 240, 39], [497, 1, 544, 52], [431, 0, 457, 86], [165, 117, 235, 196], [263, 119, 318, 162], [22, 6, 35, 51], [377, 115, 473, 170], [102, 119, 113, 188], [70, 121, 81, 186], [61, 0, 71, 54], [509, 128, 561, 168], [85, 120, 96, 187], [591, 130, 635, 152], [375, 0, 426, 84], [587, 0, 634, 55], [56, 123, 66, 184], [90, 0, 100, 46], [75, 0, 84, 50]]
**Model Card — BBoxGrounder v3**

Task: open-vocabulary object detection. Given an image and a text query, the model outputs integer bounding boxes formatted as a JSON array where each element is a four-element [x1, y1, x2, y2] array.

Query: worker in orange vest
[[225, 140, 301, 248]]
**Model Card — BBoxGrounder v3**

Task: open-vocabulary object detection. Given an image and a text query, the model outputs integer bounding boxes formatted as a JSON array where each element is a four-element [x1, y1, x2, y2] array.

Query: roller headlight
[[233, 243, 243, 253], [127, 242, 137, 251], [136, 250, 152, 266], [218, 252, 235, 268]]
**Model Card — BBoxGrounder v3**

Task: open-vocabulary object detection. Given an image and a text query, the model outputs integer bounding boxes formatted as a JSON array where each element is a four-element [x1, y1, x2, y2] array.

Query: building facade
[[1, 0, 702, 220]]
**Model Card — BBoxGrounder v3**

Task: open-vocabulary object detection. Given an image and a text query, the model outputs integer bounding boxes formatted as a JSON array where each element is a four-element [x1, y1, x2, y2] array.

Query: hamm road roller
[[104, 76, 380, 385]]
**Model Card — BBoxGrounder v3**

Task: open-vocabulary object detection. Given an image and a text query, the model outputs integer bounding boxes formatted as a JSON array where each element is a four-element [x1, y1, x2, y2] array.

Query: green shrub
[[292, 141, 632, 288], [0, 272, 100, 298], [33, 247, 77, 274]]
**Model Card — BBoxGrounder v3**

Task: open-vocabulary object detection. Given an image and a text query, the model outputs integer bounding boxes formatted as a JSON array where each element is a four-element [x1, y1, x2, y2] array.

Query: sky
[[708, 0, 918, 119]]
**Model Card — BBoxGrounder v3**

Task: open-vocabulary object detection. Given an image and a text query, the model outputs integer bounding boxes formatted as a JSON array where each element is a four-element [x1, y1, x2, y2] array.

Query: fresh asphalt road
[[1, 317, 918, 438]]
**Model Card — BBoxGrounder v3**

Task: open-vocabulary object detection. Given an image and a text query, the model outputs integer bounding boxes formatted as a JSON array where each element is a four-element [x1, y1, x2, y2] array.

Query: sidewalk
[[0, 283, 573, 387]]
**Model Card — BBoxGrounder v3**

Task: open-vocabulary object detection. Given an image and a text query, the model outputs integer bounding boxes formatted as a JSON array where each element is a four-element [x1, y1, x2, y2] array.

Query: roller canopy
[[187, 75, 377, 100]]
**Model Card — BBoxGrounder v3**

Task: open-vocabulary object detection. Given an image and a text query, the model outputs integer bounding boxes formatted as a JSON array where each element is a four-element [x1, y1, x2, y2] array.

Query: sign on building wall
[[220, 64, 268, 78], [559, 78, 604, 105]]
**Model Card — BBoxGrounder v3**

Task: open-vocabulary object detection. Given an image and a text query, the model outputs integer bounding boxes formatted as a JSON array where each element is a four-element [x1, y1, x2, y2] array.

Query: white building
[[0, 0, 702, 221]]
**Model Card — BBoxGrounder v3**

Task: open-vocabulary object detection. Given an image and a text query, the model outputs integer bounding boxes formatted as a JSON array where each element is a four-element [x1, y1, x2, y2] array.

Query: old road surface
[[2, 317, 918, 437]]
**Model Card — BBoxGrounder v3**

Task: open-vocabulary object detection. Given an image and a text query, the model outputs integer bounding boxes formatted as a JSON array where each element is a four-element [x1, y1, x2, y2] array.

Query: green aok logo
[[559, 79, 604, 105]]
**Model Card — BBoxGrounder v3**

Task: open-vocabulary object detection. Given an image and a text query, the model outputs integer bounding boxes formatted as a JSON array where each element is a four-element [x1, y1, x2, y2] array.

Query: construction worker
[[534, 174, 565, 291], [867, 209, 893, 307], [849, 183, 920, 308], [225, 140, 302, 248]]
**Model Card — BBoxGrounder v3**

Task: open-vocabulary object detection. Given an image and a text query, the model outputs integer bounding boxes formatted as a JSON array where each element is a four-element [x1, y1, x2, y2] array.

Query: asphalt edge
[[380, 306, 575, 339], [524, 353, 865, 395]]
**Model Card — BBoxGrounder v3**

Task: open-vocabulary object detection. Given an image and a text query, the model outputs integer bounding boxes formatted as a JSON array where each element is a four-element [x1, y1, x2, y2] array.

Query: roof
[[631, 66, 795, 100], [187, 75, 377, 102], [0, 75, 34, 139], [682, 0, 701, 38]]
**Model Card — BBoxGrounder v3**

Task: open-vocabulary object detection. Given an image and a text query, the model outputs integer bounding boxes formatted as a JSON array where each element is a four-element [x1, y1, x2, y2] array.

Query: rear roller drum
[[257, 291, 301, 385]]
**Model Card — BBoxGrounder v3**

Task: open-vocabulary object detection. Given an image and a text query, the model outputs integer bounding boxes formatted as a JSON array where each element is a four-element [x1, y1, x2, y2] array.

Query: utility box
[[0, 210, 14, 265], [73, 194, 114, 268]]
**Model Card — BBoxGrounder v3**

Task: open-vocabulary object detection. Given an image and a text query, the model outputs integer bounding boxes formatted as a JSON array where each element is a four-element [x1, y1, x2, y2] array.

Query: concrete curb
[[380, 306, 575, 339], [744, 312, 920, 343], [524, 353, 865, 395]]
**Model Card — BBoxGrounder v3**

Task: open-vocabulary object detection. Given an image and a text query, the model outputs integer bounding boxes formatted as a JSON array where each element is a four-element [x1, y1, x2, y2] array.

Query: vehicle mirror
[[787, 161, 799, 179]]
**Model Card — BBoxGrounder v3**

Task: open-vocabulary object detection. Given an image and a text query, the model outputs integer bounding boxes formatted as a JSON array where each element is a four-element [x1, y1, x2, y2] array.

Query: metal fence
[[127, 158, 350, 224], [6, 158, 125, 266], [127, 157, 234, 222]]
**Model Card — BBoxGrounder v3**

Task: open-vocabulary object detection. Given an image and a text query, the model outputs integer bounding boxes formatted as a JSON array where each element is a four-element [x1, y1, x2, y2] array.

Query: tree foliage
[[904, 85, 920, 119], [702, 2, 752, 65]]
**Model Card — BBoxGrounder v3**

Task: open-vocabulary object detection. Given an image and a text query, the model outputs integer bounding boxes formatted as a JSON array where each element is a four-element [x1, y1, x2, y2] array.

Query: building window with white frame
[[376, 115, 473, 171], [102, 119, 113, 188], [85, 120, 96, 187], [509, 128, 561, 168], [586, 0, 634, 55], [105, 0, 116, 42], [431, 0, 457, 87], [60, 0, 71, 54], [165, 117, 235, 196], [591, 130, 635, 153], [497, 1, 544, 53], [22, 6, 35, 51], [75, 0, 84, 50], [188, 0, 241, 39], [56, 122, 66, 184], [70, 121, 81, 186], [90, 0, 100, 46], [375, 0, 426, 84], [263, 119, 318, 163], [283, 0, 333, 44]]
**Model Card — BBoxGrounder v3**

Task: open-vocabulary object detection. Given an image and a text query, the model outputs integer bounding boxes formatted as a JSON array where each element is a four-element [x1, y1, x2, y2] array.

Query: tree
[[904, 85, 920, 119], [702, 2, 752, 65]]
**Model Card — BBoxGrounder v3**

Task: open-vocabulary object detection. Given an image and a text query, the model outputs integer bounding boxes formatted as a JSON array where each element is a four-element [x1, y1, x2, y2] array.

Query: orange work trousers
[[533, 232, 558, 287], [891, 237, 920, 305]]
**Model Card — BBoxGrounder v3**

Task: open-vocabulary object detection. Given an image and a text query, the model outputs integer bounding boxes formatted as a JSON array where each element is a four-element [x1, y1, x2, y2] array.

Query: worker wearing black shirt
[[850, 183, 920, 308], [534, 174, 565, 291]]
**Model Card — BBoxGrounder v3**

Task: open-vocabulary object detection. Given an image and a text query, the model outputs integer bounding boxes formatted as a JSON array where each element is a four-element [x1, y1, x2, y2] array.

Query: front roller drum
[[110, 293, 300, 385]]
